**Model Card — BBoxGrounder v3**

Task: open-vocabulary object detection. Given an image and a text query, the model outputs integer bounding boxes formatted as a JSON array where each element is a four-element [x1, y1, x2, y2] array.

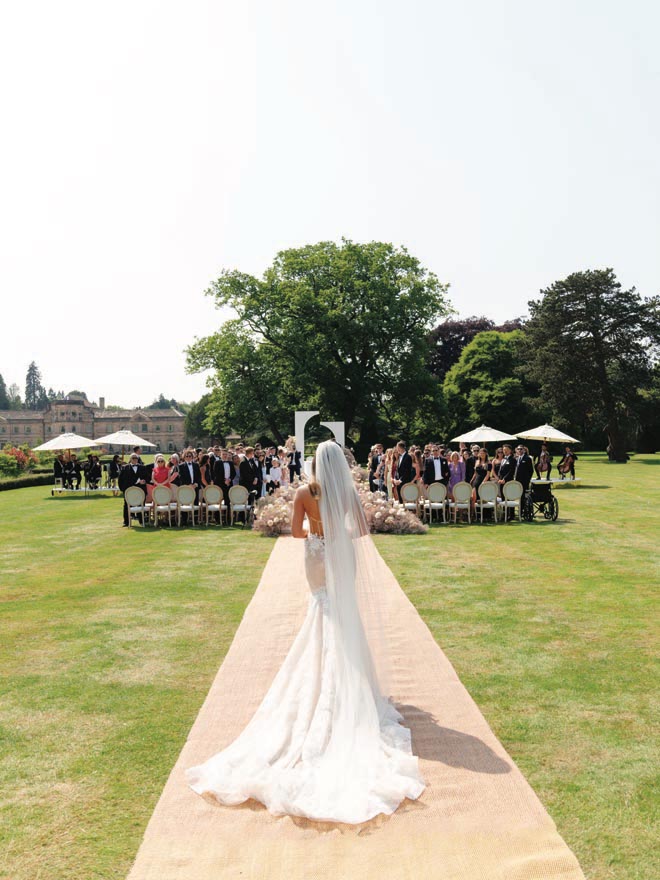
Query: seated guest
[[534, 443, 553, 480], [423, 445, 449, 487]]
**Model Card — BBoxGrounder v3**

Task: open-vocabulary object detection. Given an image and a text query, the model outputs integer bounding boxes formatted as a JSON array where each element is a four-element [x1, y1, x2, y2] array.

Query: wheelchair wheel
[[521, 494, 535, 521], [544, 496, 559, 521]]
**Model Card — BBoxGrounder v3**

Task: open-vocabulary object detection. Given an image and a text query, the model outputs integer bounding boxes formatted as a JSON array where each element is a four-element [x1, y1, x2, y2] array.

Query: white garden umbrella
[[93, 429, 156, 448], [517, 424, 580, 444], [451, 424, 518, 444], [33, 432, 99, 451]]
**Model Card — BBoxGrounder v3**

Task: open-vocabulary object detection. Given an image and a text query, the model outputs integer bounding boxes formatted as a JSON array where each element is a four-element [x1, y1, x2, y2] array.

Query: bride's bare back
[[292, 485, 323, 537]]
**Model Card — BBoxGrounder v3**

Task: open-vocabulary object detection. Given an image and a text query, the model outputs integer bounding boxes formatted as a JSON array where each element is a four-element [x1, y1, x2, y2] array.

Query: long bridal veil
[[185, 439, 425, 824]]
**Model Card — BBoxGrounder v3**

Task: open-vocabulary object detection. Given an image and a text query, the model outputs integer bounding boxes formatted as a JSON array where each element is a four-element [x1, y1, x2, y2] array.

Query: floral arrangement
[[253, 468, 427, 537], [355, 479, 428, 535], [252, 483, 297, 537]]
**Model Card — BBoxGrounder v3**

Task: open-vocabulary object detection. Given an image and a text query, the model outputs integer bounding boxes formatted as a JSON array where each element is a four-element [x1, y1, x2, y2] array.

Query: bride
[[185, 440, 425, 824]]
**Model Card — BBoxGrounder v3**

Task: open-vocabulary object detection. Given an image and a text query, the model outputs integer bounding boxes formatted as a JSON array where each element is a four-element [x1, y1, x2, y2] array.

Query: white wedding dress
[[185, 442, 425, 825]]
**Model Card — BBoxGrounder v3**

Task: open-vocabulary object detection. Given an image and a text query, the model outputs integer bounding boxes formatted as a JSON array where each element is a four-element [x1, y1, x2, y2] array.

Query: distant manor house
[[0, 395, 186, 452]]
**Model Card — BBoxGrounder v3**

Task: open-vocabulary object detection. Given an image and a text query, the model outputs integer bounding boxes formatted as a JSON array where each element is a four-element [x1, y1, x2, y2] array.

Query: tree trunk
[[605, 421, 628, 462]]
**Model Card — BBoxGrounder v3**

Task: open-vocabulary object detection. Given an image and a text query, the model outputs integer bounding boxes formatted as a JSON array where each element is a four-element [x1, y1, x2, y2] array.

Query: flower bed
[[253, 470, 427, 537]]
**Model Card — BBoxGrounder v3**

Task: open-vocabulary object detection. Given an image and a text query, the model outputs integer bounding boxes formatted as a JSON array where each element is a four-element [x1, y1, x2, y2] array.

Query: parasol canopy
[[517, 424, 580, 444], [451, 424, 518, 444], [33, 432, 99, 451], [93, 429, 156, 447]]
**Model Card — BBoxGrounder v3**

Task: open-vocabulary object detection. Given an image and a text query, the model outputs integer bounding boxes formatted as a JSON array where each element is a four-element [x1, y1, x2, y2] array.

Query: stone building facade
[[0, 396, 187, 452]]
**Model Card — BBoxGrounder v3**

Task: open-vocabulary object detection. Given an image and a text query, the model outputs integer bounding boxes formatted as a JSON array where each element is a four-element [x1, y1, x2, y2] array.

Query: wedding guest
[[198, 453, 213, 488], [382, 447, 395, 500], [423, 445, 450, 487], [178, 450, 202, 524], [470, 448, 492, 505], [109, 454, 122, 495], [118, 454, 148, 526], [447, 451, 465, 500], [133, 445, 144, 465], [411, 448, 424, 484], [267, 457, 282, 494], [368, 444, 383, 492], [213, 450, 236, 511], [497, 444, 517, 486], [239, 446, 262, 503], [287, 440, 302, 482], [168, 454, 180, 486], [491, 447, 504, 482], [392, 441, 413, 501], [257, 450, 268, 496], [278, 447, 290, 486], [148, 454, 171, 503]]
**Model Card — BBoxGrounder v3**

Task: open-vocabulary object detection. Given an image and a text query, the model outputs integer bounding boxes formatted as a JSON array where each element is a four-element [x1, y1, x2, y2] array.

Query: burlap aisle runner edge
[[127, 536, 585, 880]]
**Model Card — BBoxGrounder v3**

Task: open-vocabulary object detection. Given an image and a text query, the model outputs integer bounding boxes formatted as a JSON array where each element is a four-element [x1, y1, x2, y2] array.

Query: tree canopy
[[521, 269, 660, 460], [443, 330, 540, 437], [428, 316, 524, 381], [25, 362, 47, 410], [187, 240, 452, 450]]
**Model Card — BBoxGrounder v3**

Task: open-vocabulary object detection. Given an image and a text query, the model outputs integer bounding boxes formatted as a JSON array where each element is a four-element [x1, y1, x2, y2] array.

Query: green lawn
[[1, 454, 658, 879]]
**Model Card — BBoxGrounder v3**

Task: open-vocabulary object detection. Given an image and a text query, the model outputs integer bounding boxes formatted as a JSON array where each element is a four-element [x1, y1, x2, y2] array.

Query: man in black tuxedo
[[132, 445, 144, 465], [213, 449, 236, 511], [497, 444, 517, 488], [287, 443, 302, 482], [118, 453, 148, 526], [465, 444, 479, 485], [393, 441, 413, 499], [239, 446, 262, 504], [513, 444, 534, 491], [264, 445, 277, 477], [369, 444, 384, 492], [178, 449, 202, 523], [423, 445, 450, 487]]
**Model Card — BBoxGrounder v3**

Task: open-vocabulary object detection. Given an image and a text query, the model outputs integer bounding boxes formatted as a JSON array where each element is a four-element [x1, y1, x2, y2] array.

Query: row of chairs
[[399, 480, 525, 524], [124, 484, 254, 527]]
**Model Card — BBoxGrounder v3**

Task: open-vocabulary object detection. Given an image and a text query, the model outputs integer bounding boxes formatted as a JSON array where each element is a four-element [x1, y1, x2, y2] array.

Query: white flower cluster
[[253, 484, 296, 537]]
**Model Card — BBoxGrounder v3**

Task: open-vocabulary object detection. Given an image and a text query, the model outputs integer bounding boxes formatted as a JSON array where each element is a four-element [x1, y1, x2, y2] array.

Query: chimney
[[99, 397, 105, 410]]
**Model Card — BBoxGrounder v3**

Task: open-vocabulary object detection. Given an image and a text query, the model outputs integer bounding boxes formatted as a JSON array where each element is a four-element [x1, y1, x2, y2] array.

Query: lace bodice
[[304, 533, 327, 598]]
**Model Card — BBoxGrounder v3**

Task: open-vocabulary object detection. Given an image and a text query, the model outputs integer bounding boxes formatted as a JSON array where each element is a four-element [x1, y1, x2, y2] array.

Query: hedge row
[[0, 474, 54, 492]]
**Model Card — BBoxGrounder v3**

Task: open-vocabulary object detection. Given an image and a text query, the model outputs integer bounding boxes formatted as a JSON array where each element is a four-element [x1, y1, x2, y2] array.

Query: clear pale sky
[[1, 1, 658, 408]]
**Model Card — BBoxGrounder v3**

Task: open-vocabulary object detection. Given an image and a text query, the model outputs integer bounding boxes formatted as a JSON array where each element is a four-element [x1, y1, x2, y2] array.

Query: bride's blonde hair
[[308, 455, 322, 499]]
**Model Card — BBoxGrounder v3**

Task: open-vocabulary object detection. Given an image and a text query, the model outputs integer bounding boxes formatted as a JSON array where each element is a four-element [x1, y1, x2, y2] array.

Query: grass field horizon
[[1, 452, 658, 879]]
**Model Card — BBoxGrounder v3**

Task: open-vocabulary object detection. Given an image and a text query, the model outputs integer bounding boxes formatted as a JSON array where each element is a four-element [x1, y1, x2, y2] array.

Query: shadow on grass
[[397, 703, 511, 774]]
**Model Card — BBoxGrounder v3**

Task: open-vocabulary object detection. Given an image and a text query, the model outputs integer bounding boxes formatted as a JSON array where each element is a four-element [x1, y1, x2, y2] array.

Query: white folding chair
[[202, 484, 224, 525], [477, 481, 499, 523], [228, 485, 252, 527], [425, 482, 447, 523], [448, 481, 472, 524], [125, 485, 147, 527], [399, 482, 422, 518], [498, 480, 524, 522], [152, 485, 172, 527], [176, 485, 198, 526]]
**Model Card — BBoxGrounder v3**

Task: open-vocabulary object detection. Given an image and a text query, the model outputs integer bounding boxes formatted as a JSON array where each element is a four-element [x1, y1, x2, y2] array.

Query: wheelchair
[[521, 480, 559, 522]]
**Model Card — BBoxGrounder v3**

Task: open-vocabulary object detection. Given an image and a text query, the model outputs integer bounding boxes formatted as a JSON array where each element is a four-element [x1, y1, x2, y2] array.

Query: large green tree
[[521, 269, 660, 461], [25, 362, 47, 410], [0, 374, 9, 409], [443, 330, 540, 436], [187, 240, 452, 448]]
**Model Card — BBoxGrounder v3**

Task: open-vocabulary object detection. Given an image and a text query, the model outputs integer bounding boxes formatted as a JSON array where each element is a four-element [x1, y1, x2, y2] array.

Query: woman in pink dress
[[148, 454, 171, 503]]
